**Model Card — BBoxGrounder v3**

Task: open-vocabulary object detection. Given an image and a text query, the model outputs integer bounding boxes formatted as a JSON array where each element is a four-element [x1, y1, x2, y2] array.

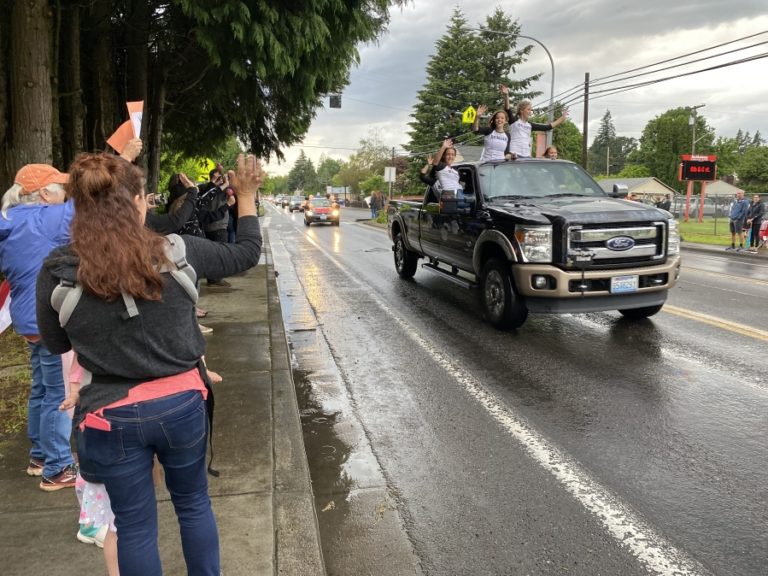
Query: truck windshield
[[478, 162, 607, 201]]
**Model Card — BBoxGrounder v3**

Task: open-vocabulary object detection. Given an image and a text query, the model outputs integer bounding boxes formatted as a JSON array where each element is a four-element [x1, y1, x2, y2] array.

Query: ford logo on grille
[[606, 236, 635, 251]]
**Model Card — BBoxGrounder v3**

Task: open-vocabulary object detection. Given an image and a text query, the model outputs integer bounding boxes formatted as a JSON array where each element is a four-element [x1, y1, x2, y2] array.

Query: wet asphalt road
[[263, 203, 767, 576]]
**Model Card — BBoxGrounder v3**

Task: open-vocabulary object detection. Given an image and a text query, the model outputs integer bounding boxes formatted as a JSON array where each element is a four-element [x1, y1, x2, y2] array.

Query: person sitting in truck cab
[[420, 154, 440, 204], [432, 138, 462, 191]]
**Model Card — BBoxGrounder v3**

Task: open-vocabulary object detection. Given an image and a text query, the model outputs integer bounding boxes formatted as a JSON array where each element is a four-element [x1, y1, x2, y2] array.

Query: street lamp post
[[685, 104, 706, 223], [689, 104, 706, 155], [469, 28, 556, 146]]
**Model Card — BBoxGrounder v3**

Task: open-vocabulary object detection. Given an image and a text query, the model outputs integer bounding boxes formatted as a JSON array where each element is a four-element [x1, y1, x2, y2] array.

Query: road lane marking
[[290, 233, 709, 576], [681, 266, 768, 286], [663, 305, 768, 342]]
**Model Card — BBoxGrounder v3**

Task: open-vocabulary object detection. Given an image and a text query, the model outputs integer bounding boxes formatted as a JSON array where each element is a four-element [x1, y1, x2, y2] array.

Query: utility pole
[[606, 146, 610, 176], [689, 104, 706, 155], [684, 104, 706, 223], [581, 72, 590, 169], [390, 146, 395, 200]]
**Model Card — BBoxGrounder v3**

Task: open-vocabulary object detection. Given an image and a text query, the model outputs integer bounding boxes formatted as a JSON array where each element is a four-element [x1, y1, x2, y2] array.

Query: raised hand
[[477, 104, 488, 115], [233, 154, 265, 197], [120, 138, 143, 162], [178, 172, 195, 189]]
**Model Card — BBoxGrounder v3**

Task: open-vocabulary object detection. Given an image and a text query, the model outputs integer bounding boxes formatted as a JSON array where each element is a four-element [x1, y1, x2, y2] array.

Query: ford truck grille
[[564, 221, 667, 269]]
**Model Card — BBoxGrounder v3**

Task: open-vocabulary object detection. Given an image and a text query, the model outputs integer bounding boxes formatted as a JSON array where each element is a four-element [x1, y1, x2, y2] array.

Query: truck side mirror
[[611, 183, 629, 198]]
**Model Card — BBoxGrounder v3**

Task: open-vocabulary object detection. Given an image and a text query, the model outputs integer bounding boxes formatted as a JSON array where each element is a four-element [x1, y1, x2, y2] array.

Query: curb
[[264, 233, 327, 576]]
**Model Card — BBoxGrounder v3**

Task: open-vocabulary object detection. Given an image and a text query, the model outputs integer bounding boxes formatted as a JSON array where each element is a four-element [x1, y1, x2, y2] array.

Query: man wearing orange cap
[[1, 164, 78, 490]]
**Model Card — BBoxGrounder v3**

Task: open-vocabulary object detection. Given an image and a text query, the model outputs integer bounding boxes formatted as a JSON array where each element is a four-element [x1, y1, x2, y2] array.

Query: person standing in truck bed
[[500, 84, 568, 158]]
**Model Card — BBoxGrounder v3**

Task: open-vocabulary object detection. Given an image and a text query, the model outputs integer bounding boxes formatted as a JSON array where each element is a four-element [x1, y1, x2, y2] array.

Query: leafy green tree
[[263, 174, 289, 197], [737, 146, 768, 194], [637, 107, 714, 192], [531, 103, 581, 161], [615, 164, 651, 178], [360, 174, 386, 195], [287, 150, 319, 194], [316, 155, 343, 191], [334, 131, 391, 194]]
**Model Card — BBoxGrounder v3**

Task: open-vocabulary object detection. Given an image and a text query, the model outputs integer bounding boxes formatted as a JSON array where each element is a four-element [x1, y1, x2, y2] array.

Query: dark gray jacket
[[36, 216, 262, 417]]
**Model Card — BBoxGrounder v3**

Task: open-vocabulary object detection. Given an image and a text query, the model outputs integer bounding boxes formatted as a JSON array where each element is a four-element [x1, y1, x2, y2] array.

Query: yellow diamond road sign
[[462, 105, 476, 124]]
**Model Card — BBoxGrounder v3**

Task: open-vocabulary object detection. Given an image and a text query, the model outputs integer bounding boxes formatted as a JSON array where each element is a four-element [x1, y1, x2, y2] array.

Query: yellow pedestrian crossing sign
[[462, 105, 477, 124]]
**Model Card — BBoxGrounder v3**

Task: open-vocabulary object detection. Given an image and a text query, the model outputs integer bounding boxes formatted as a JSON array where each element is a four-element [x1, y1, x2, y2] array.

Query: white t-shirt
[[434, 164, 461, 190], [480, 130, 509, 161], [508, 120, 532, 157]]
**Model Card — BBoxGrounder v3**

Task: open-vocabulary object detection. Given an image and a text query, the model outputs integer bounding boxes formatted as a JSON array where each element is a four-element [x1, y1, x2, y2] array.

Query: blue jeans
[[27, 341, 74, 477], [76, 391, 219, 576]]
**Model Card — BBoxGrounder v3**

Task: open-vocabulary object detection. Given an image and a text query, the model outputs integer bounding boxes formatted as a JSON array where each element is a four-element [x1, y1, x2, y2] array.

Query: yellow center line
[[662, 304, 768, 342]]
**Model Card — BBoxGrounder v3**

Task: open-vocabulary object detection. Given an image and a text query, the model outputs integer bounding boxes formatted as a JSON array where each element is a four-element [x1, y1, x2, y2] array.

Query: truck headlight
[[667, 219, 680, 255], [515, 225, 552, 262]]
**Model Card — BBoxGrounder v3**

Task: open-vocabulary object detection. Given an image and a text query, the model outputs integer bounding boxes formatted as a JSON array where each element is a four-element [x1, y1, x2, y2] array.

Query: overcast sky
[[264, 1, 768, 176]]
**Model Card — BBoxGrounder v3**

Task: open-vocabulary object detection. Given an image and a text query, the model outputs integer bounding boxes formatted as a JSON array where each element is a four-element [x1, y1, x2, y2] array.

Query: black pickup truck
[[386, 158, 681, 329]]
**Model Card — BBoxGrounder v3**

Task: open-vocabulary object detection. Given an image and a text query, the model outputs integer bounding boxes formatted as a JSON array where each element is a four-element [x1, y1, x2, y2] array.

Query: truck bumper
[[511, 255, 681, 314]]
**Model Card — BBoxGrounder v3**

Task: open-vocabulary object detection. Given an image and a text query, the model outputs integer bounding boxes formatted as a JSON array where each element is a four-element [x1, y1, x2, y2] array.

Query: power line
[[558, 51, 768, 110], [531, 30, 768, 110]]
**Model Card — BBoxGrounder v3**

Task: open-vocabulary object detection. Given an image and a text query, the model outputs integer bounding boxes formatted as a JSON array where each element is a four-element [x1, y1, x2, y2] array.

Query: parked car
[[288, 195, 306, 212], [304, 198, 340, 226]]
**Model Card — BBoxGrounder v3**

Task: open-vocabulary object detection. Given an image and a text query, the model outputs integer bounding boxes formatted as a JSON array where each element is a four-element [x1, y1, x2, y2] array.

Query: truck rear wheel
[[394, 232, 418, 279], [618, 304, 663, 319], [481, 258, 528, 329]]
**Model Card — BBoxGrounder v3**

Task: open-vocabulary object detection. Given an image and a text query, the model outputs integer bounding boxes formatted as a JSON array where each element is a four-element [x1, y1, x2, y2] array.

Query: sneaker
[[199, 324, 213, 335], [77, 524, 109, 548], [26, 457, 44, 477], [40, 463, 77, 491], [725, 246, 734, 251], [206, 280, 231, 288]]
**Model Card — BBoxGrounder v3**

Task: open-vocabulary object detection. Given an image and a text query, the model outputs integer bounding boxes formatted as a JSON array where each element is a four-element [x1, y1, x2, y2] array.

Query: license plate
[[320, 215, 327, 220], [611, 275, 638, 293]]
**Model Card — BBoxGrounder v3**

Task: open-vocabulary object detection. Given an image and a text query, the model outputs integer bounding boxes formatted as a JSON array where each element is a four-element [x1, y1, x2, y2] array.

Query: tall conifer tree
[[406, 7, 539, 158]]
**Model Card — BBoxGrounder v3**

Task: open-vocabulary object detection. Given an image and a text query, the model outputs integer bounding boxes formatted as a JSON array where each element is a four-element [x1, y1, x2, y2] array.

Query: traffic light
[[329, 94, 341, 109]]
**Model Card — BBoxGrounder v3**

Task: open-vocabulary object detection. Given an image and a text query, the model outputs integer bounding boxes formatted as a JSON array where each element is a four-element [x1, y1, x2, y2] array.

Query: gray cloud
[[266, 1, 768, 174]]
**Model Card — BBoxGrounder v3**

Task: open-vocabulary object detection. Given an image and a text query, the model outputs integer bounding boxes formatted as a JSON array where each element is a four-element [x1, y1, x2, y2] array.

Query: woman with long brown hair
[[36, 152, 264, 575]]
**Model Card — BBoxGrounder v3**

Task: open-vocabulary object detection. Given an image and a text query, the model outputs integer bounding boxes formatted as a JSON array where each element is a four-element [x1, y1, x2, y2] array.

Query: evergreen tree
[[287, 150, 319, 194], [406, 7, 539, 159], [587, 111, 637, 175]]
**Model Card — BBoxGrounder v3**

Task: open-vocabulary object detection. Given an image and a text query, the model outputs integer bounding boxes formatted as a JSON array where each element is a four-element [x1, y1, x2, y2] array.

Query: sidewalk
[[681, 240, 768, 258], [0, 233, 326, 576]]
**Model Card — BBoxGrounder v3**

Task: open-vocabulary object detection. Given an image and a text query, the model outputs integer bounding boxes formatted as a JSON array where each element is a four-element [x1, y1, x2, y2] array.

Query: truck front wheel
[[481, 258, 528, 329], [618, 304, 664, 319], [394, 232, 418, 279]]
